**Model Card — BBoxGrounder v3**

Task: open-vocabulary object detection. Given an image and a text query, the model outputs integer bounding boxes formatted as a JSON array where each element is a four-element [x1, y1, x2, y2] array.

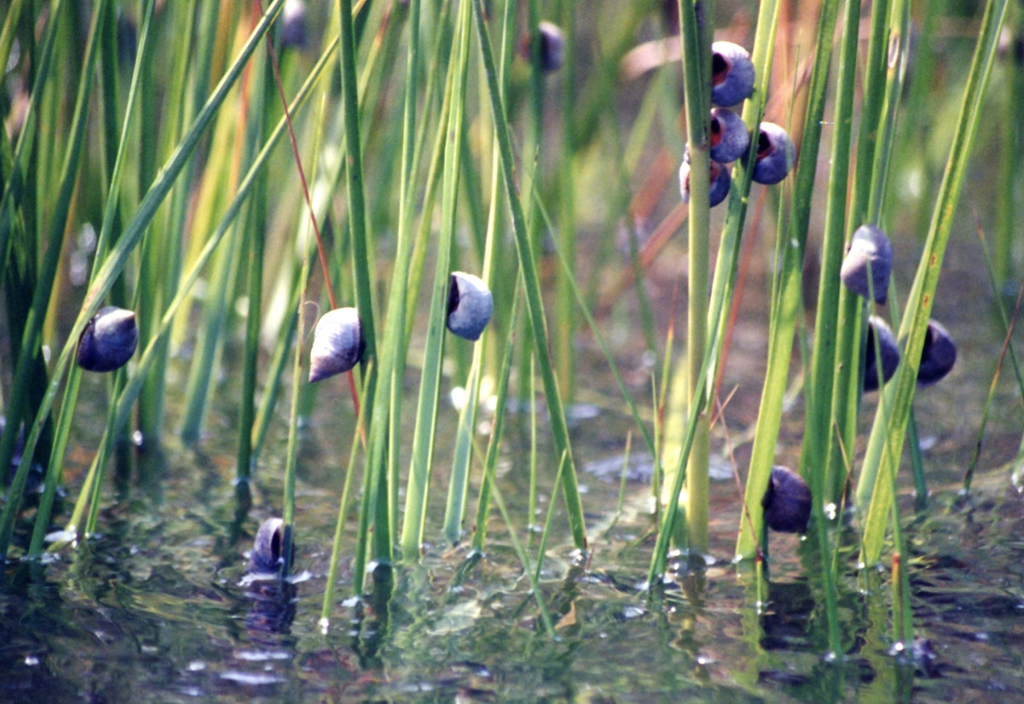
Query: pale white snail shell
[[309, 307, 364, 382], [447, 272, 493, 341]]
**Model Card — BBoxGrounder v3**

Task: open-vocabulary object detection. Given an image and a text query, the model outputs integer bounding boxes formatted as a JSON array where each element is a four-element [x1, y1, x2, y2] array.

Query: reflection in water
[[243, 575, 297, 635], [242, 516, 296, 636], [759, 579, 815, 652]]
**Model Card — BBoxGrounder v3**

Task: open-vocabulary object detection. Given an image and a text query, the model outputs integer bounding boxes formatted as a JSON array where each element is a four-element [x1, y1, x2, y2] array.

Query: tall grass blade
[[489, 481, 556, 638], [823, 0, 893, 506], [737, 0, 839, 559], [798, 0, 861, 500], [401, 0, 472, 560], [2, 0, 289, 554], [859, 0, 1010, 566], [471, 283, 520, 553], [675, 0, 713, 556], [27, 0, 158, 556], [0, 0, 106, 553], [471, 0, 587, 551], [320, 381, 369, 630]]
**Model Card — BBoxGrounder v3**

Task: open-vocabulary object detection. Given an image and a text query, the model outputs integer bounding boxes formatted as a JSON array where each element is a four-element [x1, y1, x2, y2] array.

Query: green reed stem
[[995, 16, 1024, 289], [471, 283, 520, 553], [528, 181, 655, 458], [533, 450, 568, 583], [337, 0, 377, 370], [647, 332, 714, 584], [136, 0, 197, 448], [737, 0, 838, 560], [0, 0, 66, 264], [555, 0, 577, 403], [471, 0, 587, 551], [237, 46, 274, 484], [676, 0, 712, 555], [859, 0, 1010, 566], [490, 481, 556, 638], [825, 0, 893, 507], [360, 0, 424, 565], [964, 228, 1024, 491], [798, 0, 860, 498], [337, 0, 389, 578], [321, 381, 369, 629], [0, 0, 105, 554], [401, 0, 471, 560]]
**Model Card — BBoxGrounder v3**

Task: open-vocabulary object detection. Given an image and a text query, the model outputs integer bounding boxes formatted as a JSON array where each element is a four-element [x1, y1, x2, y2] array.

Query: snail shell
[[917, 320, 956, 387], [309, 307, 364, 382], [679, 158, 732, 208], [762, 466, 812, 534], [710, 41, 755, 108], [840, 224, 893, 304], [76, 306, 139, 372], [751, 122, 795, 185], [520, 21, 565, 73], [281, 0, 307, 49], [447, 272, 494, 341], [864, 315, 901, 392], [247, 517, 285, 575], [709, 107, 750, 164]]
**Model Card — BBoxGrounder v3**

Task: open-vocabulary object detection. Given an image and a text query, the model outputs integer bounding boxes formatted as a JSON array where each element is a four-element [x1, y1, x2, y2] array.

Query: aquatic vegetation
[[0, 0, 1018, 700]]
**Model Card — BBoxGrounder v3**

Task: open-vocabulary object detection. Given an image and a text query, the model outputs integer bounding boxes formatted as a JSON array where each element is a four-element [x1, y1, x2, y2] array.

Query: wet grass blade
[[824, 0, 894, 506], [533, 451, 568, 583], [963, 224, 1024, 491], [528, 179, 655, 458], [320, 382, 370, 630]]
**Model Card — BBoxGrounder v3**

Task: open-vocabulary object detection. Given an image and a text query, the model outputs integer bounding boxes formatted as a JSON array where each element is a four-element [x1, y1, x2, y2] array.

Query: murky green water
[[4, 226, 1024, 703]]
